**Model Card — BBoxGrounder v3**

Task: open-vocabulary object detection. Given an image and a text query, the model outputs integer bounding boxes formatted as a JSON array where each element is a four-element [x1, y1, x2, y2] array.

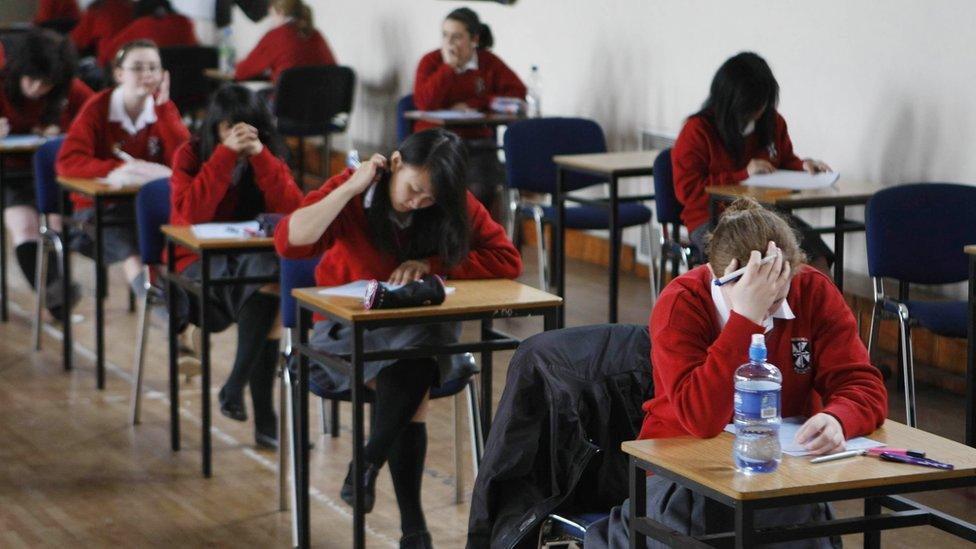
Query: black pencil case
[[364, 274, 446, 310], [255, 213, 284, 236]]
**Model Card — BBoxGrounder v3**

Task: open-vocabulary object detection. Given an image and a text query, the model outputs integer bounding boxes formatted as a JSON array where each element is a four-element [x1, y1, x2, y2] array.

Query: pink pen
[[866, 447, 925, 458]]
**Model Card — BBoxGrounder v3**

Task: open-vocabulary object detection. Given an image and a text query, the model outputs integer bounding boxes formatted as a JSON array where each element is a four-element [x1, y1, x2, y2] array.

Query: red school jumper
[[0, 77, 93, 134], [672, 112, 806, 234], [413, 49, 526, 140], [55, 88, 190, 209], [233, 22, 337, 83], [70, 0, 134, 55], [97, 13, 198, 66], [34, 0, 81, 25], [168, 142, 304, 273], [640, 264, 887, 442], [274, 168, 523, 290]]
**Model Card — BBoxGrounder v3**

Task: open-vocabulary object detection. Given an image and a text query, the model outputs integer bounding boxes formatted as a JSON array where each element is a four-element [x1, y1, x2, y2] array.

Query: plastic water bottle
[[733, 334, 783, 473], [218, 27, 236, 73], [525, 65, 542, 117]]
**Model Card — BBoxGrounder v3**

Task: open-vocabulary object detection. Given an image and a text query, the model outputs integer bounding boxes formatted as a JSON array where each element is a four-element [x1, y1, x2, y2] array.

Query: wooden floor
[[0, 250, 974, 548]]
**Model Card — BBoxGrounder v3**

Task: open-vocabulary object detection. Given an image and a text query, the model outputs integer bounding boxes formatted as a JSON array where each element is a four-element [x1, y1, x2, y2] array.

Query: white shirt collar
[[456, 53, 478, 74], [710, 278, 794, 333], [108, 86, 157, 136], [363, 182, 412, 229]]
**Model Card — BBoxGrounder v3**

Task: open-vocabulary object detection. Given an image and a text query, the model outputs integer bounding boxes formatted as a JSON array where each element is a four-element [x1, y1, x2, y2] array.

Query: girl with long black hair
[[169, 84, 303, 447], [275, 128, 522, 548]]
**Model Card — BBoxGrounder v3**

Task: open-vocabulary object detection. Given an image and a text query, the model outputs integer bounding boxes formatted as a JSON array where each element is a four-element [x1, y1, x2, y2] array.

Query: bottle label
[[734, 381, 780, 420]]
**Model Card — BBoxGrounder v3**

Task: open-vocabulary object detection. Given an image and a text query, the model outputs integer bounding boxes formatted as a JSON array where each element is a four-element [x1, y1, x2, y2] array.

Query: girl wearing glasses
[[57, 39, 190, 297]]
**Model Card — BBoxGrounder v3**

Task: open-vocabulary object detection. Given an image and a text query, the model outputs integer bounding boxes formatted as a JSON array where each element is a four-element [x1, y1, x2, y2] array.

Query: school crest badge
[[791, 337, 811, 374], [475, 77, 486, 96], [767, 143, 778, 162], [148, 136, 161, 160]]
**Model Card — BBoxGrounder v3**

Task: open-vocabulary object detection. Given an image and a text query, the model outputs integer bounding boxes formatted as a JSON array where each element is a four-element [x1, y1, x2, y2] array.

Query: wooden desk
[[161, 224, 276, 478], [290, 280, 561, 549], [706, 180, 883, 291], [965, 245, 976, 448], [551, 150, 660, 326], [57, 176, 141, 389], [403, 110, 522, 128], [0, 137, 50, 322], [623, 421, 976, 547], [203, 68, 234, 82]]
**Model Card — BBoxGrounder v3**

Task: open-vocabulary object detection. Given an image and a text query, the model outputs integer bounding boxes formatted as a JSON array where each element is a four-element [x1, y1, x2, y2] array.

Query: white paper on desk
[[191, 221, 260, 239], [1, 134, 48, 148], [103, 161, 172, 188], [417, 110, 485, 120], [743, 171, 839, 190], [318, 279, 456, 298], [724, 416, 884, 457]]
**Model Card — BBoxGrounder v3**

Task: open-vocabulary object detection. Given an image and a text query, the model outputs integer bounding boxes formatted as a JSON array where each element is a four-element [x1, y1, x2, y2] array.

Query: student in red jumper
[[70, 0, 135, 58], [586, 198, 888, 548], [275, 128, 521, 549], [33, 0, 81, 27], [97, 0, 197, 67], [413, 8, 526, 213], [673, 52, 833, 273], [170, 84, 303, 448], [233, 0, 336, 83], [57, 39, 190, 296], [0, 29, 93, 319]]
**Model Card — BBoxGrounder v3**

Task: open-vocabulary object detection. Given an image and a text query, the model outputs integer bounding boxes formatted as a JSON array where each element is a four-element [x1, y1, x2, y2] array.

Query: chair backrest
[[159, 46, 219, 115], [865, 182, 976, 284], [279, 257, 320, 328], [274, 65, 356, 136], [135, 178, 171, 265], [395, 94, 416, 144], [33, 137, 65, 215], [652, 148, 683, 225], [503, 117, 607, 194]]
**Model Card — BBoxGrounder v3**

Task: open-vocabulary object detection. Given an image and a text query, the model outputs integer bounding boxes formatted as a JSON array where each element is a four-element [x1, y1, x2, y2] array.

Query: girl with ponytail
[[233, 0, 337, 83]]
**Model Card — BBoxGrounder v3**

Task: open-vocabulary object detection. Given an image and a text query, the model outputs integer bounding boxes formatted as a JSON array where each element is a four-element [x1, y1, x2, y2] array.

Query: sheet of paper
[[318, 280, 456, 298], [191, 221, 260, 239], [724, 416, 884, 457], [418, 110, 485, 120], [1, 135, 48, 148], [743, 171, 839, 190]]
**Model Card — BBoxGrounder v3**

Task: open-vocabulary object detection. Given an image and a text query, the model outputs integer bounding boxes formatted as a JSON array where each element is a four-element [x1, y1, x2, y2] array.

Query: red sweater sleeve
[[171, 143, 237, 224], [427, 193, 522, 279], [234, 31, 274, 81], [807, 273, 888, 437], [672, 118, 749, 221], [776, 116, 805, 171], [154, 100, 190, 165], [249, 146, 304, 214], [413, 52, 457, 110], [472, 53, 526, 110], [70, 9, 95, 50], [56, 98, 122, 178], [650, 288, 765, 438], [274, 170, 353, 259]]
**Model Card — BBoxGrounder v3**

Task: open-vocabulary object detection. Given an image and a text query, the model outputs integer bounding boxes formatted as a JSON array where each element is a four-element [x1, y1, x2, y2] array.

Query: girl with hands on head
[[275, 128, 521, 549], [586, 197, 887, 549]]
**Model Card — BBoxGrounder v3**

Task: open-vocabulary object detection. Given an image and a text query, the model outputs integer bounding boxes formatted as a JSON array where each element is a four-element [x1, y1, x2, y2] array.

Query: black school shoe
[[400, 530, 433, 549], [218, 387, 247, 422], [340, 461, 380, 513], [255, 428, 278, 450]]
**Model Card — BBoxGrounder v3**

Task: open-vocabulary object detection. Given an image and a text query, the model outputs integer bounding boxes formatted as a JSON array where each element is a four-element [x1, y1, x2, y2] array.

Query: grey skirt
[[584, 474, 841, 549], [305, 319, 477, 395], [172, 252, 280, 333]]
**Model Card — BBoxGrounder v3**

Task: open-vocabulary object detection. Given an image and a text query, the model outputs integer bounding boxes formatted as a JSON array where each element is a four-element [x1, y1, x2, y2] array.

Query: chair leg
[[657, 227, 669, 294], [278, 351, 289, 512], [32, 234, 49, 351], [867, 301, 882, 362], [319, 397, 328, 435], [504, 189, 520, 239], [283, 365, 299, 547], [644, 223, 658, 304], [532, 206, 549, 292], [896, 305, 918, 427], [330, 399, 340, 438], [129, 290, 152, 425], [465, 379, 484, 474], [453, 392, 464, 504]]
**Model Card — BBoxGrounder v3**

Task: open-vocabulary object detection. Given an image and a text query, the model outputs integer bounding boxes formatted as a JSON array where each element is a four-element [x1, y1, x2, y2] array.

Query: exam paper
[[724, 416, 884, 457], [743, 171, 839, 190], [417, 110, 485, 120], [1, 135, 48, 148], [319, 280, 456, 298], [191, 221, 260, 239]]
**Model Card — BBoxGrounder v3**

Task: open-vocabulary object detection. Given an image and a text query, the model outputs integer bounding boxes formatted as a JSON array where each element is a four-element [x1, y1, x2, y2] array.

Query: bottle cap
[[749, 333, 766, 362]]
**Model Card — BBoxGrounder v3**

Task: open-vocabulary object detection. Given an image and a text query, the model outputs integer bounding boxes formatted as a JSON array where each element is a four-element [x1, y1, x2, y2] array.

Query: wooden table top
[[964, 245, 976, 256], [622, 420, 976, 501], [402, 110, 522, 127], [706, 179, 883, 208], [552, 150, 661, 177], [161, 224, 275, 251], [57, 176, 142, 196], [293, 278, 562, 322], [203, 68, 234, 81]]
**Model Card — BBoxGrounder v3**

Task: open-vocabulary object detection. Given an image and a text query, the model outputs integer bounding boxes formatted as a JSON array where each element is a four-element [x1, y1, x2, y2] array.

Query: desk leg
[[554, 167, 566, 328], [297, 308, 311, 548], [967, 255, 976, 447], [480, 318, 494, 435], [864, 497, 881, 549], [734, 503, 755, 549], [94, 196, 105, 390], [834, 205, 846, 291], [628, 457, 646, 549], [60, 188, 72, 371], [166, 240, 180, 451], [609, 175, 620, 324], [709, 195, 721, 229], [199, 251, 212, 478], [0, 153, 7, 322], [352, 325, 366, 549], [544, 308, 558, 332]]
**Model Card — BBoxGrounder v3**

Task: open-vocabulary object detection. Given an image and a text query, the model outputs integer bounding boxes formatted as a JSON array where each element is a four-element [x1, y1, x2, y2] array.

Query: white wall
[[229, 0, 976, 283]]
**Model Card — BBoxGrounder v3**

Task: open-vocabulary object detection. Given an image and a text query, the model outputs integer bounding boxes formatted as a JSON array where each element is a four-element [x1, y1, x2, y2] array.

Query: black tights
[[221, 291, 280, 433]]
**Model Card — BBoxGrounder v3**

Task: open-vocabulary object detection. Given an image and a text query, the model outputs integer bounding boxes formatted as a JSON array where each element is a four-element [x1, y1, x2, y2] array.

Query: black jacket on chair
[[466, 324, 653, 548]]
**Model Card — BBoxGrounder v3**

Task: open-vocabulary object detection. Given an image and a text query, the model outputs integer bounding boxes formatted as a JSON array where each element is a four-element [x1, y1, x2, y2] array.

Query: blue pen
[[879, 452, 953, 470], [713, 253, 780, 286]]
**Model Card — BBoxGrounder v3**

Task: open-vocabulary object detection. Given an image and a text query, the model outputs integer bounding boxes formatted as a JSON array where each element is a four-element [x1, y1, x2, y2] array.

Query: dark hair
[[134, 0, 175, 18], [367, 128, 471, 267], [697, 52, 779, 162], [2, 28, 78, 126], [445, 7, 494, 49], [193, 84, 287, 219]]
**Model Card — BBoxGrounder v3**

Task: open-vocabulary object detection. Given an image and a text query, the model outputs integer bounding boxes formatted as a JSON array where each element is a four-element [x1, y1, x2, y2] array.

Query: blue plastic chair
[[31, 136, 67, 349], [653, 148, 701, 291], [865, 183, 976, 427], [395, 94, 416, 144], [129, 178, 173, 424], [503, 117, 656, 296]]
